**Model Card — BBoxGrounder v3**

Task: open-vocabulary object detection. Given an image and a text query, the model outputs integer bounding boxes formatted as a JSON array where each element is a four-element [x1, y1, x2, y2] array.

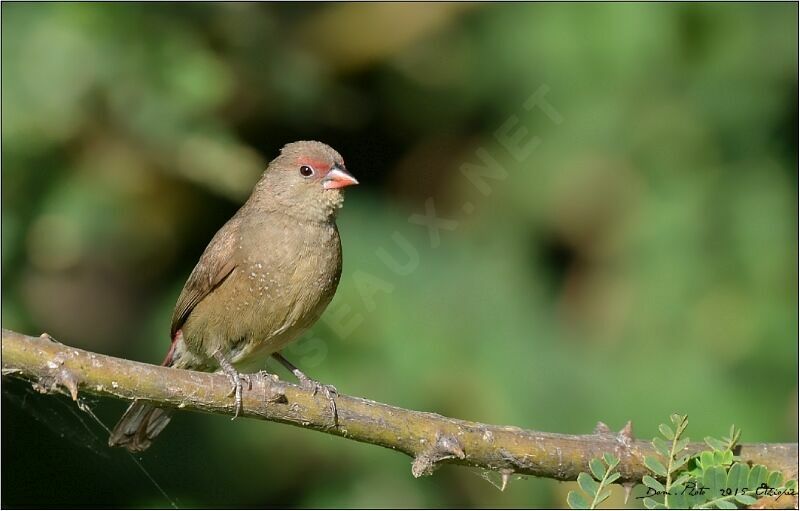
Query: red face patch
[[297, 157, 332, 173]]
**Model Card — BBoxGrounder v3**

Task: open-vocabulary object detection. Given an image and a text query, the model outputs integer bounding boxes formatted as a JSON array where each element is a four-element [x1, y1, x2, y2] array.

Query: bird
[[108, 140, 358, 452]]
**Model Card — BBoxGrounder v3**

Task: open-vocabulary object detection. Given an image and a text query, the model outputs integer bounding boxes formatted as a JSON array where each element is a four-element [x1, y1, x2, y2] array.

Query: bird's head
[[252, 140, 358, 222]]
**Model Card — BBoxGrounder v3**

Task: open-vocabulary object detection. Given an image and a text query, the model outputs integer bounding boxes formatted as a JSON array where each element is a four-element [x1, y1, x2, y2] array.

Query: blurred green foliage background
[[2, 2, 797, 508]]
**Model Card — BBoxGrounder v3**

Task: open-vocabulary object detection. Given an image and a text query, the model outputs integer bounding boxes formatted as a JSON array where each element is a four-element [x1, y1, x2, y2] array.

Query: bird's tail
[[108, 400, 173, 452], [109, 334, 182, 452]]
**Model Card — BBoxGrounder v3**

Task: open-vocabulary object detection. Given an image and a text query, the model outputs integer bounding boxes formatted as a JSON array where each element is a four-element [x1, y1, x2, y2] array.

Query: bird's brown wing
[[170, 219, 240, 339]]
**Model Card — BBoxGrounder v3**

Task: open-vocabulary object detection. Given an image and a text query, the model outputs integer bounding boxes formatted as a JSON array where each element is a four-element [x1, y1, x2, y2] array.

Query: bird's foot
[[214, 350, 250, 420], [271, 353, 338, 425], [256, 369, 280, 381], [297, 374, 338, 424], [222, 371, 246, 419], [297, 373, 337, 399]]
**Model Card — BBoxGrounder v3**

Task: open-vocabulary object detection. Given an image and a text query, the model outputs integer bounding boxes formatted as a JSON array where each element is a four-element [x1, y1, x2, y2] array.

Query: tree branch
[[2, 328, 797, 486]]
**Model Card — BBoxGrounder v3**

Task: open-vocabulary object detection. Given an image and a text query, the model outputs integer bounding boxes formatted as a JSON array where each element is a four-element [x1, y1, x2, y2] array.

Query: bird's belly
[[185, 257, 339, 370]]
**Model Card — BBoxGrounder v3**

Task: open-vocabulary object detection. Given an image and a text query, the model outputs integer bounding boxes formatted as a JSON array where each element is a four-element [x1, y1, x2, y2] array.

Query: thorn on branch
[[30, 350, 81, 401], [594, 420, 635, 467], [622, 481, 635, 504], [411, 432, 466, 478], [59, 369, 80, 401], [594, 421, 612, 434], [617, 420, 634, 446], [499, 468, 514, 491], [437, 432, 466, 460]]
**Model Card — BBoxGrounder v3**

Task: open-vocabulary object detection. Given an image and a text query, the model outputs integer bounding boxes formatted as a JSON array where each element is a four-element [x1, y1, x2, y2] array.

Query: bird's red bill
[[323, 168, 359, 189]]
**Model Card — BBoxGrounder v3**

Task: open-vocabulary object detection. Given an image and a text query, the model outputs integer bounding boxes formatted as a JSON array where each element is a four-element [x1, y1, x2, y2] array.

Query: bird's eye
[[299, 165, 315, 178]]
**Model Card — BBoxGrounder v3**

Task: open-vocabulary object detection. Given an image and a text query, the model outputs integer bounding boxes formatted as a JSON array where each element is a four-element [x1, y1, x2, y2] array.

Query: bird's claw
[[298, 375, 338, 424], [256, 370, 280, 382], [241, 373, 253, 390], [214, 350, 251, 420], [270, 353, 338, 426], [299, 376, 337, 398], [223, 371, 249, 420]]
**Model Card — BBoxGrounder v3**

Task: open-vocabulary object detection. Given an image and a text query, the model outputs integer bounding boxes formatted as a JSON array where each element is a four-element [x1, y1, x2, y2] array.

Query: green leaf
[[686, 467, 703, 479], [734, 494, 757, 505], [595, 489, 611, 505], [682, 486, 703, 509], [767, 470, 783, 488], [672, 473, 691, 488], [578, 472, 600, 496], [602, 453, 619, 468], [671, 414, 689, 435], [715, 499, 738, 509], [704, 466, 727, 497], [645, 456, 668, 477], [726, 463, 749, 493], [700, 451, 715, 469], [589, 458, 606, 480], [652, 437, 671, 457], [748, 465, 768, 489], [659, 424, 675, 440], [673, 493, 691, 509], [674, 437, 690, 454], [643, 497, 664, 509], [710, 450, 730, 466], [606, 472, 620, 484], [567, 490, 589, 510], [727, 425, 741, 449], [704, 437, 727, 452], [643, 475, 665, 492], [674, 454, 691, 470]]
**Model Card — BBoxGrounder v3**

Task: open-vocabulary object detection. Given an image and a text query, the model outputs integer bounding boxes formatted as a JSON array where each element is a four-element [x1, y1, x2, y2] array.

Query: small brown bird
[[109, 140, 358, 451]]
